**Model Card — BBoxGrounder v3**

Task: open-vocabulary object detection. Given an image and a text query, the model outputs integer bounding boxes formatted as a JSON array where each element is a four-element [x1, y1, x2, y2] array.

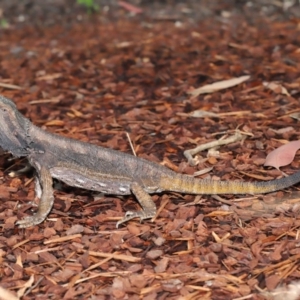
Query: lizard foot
[[116, 209, 155, 228], [16, 215, 47, 228], [9, 164, 33, 177]]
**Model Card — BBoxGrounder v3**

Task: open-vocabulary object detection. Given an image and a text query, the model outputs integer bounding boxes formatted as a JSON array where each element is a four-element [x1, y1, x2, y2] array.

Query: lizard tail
[[160, 170, 300, 195]]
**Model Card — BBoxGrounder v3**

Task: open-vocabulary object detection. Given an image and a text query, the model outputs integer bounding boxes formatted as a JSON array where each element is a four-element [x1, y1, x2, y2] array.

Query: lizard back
[[29, 124, 172, 195]]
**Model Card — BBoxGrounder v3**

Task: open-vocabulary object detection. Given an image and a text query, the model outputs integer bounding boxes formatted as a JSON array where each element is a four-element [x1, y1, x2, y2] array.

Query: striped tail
[[159, 170, 300, 195]]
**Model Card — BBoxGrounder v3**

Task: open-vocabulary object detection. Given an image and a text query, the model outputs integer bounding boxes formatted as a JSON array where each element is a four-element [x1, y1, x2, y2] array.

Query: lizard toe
[[16, 215, 46, 228], [116, 210, 152, 228]]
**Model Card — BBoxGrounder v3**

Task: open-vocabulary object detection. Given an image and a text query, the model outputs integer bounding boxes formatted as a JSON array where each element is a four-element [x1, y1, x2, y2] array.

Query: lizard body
[[0, 95, 299, 228]]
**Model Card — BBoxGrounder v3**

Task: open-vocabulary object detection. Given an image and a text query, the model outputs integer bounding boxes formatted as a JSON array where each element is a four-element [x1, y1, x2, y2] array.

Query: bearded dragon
[[0, 95, 299, 228]]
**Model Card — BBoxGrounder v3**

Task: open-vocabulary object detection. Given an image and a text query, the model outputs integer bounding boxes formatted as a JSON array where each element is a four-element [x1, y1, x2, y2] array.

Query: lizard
[[0, 94, 299, 228]]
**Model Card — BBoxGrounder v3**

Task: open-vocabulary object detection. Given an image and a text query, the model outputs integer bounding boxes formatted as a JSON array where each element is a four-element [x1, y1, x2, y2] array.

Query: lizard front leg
[[16, 166, 54, 228], [116, 182, 157, 227]]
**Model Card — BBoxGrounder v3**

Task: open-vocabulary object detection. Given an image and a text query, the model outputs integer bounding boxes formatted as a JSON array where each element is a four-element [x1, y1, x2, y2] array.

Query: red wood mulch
[[1, 3, 300, 300]]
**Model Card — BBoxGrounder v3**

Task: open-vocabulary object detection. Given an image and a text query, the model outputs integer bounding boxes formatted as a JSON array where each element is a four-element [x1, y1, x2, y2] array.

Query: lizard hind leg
[[16, 166, 54, 228], [116, 182, 157, 228]]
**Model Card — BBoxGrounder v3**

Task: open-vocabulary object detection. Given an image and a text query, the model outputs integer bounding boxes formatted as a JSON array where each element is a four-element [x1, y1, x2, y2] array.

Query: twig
[[184, 130, 245, 166], [126, 132, 136, 156]]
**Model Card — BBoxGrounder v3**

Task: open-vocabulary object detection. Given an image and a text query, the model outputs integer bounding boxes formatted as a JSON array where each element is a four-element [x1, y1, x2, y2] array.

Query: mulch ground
[[1, 1, 300, 299]]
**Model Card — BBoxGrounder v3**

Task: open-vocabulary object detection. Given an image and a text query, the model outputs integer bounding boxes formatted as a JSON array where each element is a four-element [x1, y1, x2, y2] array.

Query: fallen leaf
[[0, 286, 19, 300], [44, 120, 65, 126], [187, 75, 250, 97], [270, 126, 294, 134], [264, 140, 300, 169], [29, 95, 63, 105], [17, 275, 35, 298], [289, 112, 300, 121], [36, 73, 62, 81], [263, 81, 290, 96], [118, 1, 143, 14], [0, 82, 22, 90], [188, 110, 219, 118]]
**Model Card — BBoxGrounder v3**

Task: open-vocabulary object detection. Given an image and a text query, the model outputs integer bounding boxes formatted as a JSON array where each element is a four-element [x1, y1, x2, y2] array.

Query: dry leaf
[[118, 1, 143, 14], [270, 126, 294, 134], [263, 81, 290, 96], [264, 140, 300, 170], [187, 75, 250, 97], [0, 82, 22, 90], [189, 110, 219, 118], [44, 120, 65, 126], [0, 286, 19, 300], [289, 112, 300, 121], [36, 73, 62, 81], [17, 275, 35, 298]]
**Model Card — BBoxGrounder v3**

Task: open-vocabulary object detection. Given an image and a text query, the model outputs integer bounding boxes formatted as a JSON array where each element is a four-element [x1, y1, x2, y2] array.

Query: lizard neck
[[29, 124, 68, 148], [29, 123, 82, 155]]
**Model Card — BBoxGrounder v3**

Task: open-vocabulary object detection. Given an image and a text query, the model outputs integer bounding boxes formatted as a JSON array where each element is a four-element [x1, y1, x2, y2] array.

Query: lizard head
[[0, 95, 30, 157]]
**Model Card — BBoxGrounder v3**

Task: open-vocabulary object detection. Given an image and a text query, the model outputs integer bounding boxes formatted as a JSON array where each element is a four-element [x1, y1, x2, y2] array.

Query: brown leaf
[[118, 1, 143, 14], [44, 120, 65, 126], [263, 81, 290, 96]]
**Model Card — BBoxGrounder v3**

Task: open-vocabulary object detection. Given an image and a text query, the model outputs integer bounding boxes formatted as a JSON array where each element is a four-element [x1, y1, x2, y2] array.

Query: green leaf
[[76, 0, 99, 13], [0, 19, 9, 28]]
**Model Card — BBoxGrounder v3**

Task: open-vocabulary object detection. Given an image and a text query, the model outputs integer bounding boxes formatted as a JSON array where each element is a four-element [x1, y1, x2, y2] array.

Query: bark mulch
[[1, 1, 300, 299]]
